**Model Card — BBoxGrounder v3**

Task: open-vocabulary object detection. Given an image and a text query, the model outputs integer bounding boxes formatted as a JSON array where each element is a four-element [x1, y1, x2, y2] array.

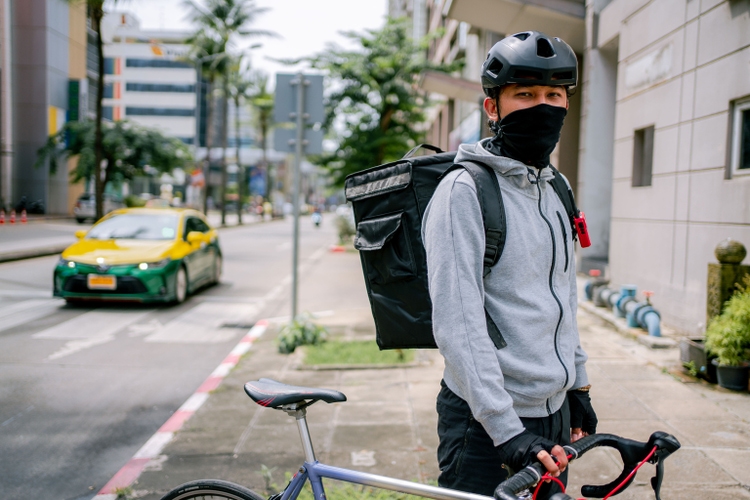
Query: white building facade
[[102, 13, 198, 146]]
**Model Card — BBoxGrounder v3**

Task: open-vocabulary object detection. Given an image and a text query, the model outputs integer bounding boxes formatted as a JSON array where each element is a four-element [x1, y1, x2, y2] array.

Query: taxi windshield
[[86, 213, 179, 240]]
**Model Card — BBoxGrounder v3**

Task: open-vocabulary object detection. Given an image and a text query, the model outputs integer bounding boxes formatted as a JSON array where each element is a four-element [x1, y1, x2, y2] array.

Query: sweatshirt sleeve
[[423, 170, 525, 447]]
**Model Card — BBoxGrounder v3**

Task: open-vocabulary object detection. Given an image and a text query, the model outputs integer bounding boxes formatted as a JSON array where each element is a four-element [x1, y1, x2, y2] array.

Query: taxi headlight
[[138, 258, 171, 270], [58, 258, 76, 269]]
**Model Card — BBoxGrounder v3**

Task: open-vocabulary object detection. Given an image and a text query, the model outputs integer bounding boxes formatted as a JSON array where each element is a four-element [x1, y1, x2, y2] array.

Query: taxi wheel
[[174, 266, 188, 304], [211, 254, 222, 285]]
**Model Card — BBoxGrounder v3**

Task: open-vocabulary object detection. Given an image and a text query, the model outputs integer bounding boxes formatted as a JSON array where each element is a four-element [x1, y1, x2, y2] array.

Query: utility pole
[[0, 0, 14, 210], [274, 73, 324, 320]]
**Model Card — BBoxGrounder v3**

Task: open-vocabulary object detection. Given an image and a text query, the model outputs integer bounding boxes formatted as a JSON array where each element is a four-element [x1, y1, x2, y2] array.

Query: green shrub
[[124, 195, 146, 208], [705, 275, 750, 366], [277, 314, 328, 354], [336, 211, 356, 245]]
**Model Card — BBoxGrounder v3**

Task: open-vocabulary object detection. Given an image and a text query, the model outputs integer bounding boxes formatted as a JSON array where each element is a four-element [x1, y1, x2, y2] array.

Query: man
[[422, 31, 597, 499]]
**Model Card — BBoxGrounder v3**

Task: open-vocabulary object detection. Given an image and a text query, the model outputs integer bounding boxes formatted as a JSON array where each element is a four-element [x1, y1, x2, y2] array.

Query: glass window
[[125, 58, 192, 69], [103, 57, 115, 75], [731, 97, 750, 175], [102, 106, 113, 121], [632, 125, 654, 187], [103, 82, 114, 99], [126, 82, 195, 93], [87, 213, 179, 240], [125, 107, 194, 117]]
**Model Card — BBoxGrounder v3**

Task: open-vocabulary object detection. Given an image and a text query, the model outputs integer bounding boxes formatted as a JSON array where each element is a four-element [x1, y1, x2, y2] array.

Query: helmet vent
[[536, 38, 555, 58], [512, 69, 543, 81], [487, 58, 503, 77], [552, 71, 573, 81], [513, 32, 530, 41]]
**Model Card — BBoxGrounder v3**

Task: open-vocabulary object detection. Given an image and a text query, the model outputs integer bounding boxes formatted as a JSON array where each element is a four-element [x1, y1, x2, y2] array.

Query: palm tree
[[226, 56, 254, 225], [247, 70, 274, 202], [184, 0, 276, 226], [64, 0, 121, 220], [185, 32, 231, 214]]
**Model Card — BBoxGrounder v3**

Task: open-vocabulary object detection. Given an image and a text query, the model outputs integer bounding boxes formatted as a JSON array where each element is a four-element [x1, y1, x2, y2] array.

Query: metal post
[[0, 0, 14, 209], [291, 73, 305, 320], [193, 63, 202, 209]]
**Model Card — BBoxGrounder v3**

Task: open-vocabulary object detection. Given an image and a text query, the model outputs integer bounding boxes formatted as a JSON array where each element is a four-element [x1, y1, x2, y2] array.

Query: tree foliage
[[36, 120, 191, 189], [302, 18, 461, 186]]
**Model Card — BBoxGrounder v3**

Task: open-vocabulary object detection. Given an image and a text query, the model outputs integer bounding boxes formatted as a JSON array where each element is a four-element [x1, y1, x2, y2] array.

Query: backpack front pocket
[[354, 212, 416, 284]]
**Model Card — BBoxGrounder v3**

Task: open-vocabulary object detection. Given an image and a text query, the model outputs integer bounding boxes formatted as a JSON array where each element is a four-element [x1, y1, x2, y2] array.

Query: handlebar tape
[[494, 463, 544, 500]]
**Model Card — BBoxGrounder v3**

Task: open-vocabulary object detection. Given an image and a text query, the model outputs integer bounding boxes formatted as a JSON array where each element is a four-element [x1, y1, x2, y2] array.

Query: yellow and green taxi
[[54, 207, 221, 304]]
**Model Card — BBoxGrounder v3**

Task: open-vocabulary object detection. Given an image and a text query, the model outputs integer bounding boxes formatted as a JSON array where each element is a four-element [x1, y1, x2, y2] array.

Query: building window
[[125, 107, 194, 117], [632, 125, 654, 187], [102, 106, 113, 121], [103, 82, 114, 99], [730, 97, 750, 175], [125, 58, 192, 69], [126, 83, 195, 93], [103, 58, 116, 75]]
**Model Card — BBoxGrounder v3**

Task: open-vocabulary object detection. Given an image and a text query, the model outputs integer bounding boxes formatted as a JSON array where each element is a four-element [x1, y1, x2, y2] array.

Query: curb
[[92, 319, 269, 499], [0, 245, 69, 264]]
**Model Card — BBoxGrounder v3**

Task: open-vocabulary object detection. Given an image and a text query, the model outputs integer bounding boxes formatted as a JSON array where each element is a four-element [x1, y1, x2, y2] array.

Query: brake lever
[[648, 432, 681, 500]]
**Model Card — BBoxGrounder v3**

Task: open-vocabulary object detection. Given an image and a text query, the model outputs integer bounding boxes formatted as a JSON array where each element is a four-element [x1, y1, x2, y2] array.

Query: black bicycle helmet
[[481, 31, 577, 95]]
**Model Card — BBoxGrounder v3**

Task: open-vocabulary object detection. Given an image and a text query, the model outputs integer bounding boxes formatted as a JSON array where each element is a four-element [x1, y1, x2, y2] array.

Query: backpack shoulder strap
[[443, 161, 506, 277], [547, 166, 579, 239], [441, 161, 507, 350]]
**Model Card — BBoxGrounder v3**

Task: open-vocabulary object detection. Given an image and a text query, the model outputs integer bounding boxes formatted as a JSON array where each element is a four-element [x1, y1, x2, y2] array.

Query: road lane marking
[[144, 302, 259, 343], [93, 321, 269, 498], [33, 308, 154, 360], [0, 299, 63, 333]]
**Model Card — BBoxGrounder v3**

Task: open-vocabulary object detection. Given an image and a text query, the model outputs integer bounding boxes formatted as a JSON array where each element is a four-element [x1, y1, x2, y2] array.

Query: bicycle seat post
[[281, 403, 317, 463]]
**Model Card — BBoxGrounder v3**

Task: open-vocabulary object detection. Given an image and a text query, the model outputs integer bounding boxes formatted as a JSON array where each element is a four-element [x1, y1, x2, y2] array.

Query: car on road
[[54, 207, 222, 304], [73, 193, 126, 223]]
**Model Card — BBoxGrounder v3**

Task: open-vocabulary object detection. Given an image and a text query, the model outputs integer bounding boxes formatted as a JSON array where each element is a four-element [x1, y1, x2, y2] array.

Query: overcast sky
[[116, 0, 389, 81]]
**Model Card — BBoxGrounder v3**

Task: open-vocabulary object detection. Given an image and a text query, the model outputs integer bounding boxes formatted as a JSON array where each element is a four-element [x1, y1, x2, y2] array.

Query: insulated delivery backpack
[[344, 144, 589, 350]]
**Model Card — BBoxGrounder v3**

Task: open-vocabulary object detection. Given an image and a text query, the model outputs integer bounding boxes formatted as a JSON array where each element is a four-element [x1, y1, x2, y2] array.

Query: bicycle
[[160, 378, 681, 500]]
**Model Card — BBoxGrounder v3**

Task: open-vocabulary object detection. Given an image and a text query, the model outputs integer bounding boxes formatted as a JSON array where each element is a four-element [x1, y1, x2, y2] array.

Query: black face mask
[[488, 104, 567, 169]]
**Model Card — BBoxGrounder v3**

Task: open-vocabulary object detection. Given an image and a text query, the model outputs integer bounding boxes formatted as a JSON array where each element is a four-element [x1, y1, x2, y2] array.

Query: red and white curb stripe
[[93, 320, 269, 500]]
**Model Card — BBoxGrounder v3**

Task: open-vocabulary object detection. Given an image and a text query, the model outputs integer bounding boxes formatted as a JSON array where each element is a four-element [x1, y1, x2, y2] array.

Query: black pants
[[436, 380, 570, 499]]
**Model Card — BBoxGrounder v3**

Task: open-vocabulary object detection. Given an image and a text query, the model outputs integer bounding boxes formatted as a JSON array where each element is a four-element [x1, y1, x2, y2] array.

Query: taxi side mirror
[[187, 231, 206, 246], [74, 230, 87, 239]]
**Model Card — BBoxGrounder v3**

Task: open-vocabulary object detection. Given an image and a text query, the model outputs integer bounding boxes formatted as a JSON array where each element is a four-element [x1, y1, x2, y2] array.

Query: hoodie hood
[[455, 138, 555, 184]]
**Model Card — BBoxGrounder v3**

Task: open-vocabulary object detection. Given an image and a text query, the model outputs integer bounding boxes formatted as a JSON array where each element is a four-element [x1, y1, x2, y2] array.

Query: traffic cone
[[20, 209, 27, 224], [9, 210, 15, 224], [0, 209, 4, 224]]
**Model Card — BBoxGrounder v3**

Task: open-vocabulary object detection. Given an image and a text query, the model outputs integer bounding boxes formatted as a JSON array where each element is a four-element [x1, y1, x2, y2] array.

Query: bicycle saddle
[[244, 378, 347, 408]]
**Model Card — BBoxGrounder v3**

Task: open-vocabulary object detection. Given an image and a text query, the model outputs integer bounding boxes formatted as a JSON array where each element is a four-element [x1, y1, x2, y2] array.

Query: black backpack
[[344, 144, 581, 350]]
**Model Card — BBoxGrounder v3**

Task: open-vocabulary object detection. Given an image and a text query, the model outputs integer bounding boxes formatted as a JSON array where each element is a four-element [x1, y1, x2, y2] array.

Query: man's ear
[[483, 96, 499, 122]]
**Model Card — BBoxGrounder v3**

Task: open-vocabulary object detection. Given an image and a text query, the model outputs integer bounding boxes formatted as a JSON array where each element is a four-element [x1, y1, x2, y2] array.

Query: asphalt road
[[0, 214, 336, 500]]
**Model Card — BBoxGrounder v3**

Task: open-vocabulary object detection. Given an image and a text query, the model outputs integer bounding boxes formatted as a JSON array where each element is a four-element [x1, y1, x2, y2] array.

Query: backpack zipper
[[532, 175, 569, 410], [556, 211, 569, 273]]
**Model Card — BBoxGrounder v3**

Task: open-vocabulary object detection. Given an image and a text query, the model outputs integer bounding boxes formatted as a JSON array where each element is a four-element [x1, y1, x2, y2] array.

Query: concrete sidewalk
[[122, 248, 750, 500]]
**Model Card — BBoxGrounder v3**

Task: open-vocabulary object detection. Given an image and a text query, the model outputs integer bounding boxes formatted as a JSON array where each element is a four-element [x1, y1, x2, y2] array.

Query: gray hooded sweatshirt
[[422, 138, 589, 447]]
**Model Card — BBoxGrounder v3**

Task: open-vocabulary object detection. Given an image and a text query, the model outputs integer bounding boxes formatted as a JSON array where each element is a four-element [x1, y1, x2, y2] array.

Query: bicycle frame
[[278, 405, 494, 500]]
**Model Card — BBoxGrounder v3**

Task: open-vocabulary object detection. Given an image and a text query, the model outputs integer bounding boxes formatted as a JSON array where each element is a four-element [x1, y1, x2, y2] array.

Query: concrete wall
[[595, 0, 750, 334]]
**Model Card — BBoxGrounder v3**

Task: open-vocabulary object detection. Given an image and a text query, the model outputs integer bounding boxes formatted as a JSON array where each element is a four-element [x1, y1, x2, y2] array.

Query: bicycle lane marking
[[92, 319, 269, 500]]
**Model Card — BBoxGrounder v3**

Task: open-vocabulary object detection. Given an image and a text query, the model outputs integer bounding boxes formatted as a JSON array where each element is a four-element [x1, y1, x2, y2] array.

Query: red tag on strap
[[574, 211, 591, 248]]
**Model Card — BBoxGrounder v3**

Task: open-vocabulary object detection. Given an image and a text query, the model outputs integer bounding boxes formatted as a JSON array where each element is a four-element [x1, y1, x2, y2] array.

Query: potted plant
[[705, 276, 750, 391]]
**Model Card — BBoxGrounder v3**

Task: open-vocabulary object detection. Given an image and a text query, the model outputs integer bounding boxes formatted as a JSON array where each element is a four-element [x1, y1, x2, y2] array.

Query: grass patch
[[303, 340, 414, 366]]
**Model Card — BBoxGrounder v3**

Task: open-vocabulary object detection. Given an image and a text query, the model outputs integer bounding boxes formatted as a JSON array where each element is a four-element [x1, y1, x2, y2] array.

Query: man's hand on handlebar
[[496, 430, 567, 478], [536, 445, 568, 478]]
